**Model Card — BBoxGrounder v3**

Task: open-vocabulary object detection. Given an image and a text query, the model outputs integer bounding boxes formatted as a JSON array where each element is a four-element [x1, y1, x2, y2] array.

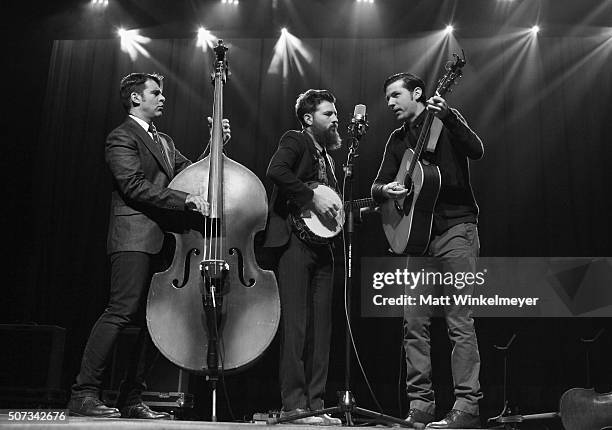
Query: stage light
[[356, 0, 375, 3], [445, 25, 454, 34], [117, 28, 151, 61], [221, 0, 239, 4], [268, 27, 313, 79], [196, 27, 218, 52], [90, 0, 108, 7], [531, 25, 540, 35]]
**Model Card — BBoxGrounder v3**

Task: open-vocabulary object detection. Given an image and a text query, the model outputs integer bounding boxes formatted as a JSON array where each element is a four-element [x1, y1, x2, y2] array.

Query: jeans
[[404, 222, 483, 416]]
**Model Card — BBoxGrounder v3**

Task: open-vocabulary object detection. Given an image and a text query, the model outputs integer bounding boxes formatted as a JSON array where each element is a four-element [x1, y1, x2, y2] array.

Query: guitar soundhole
[[402, 193, 414, 216], [404, 177, 414, 196]]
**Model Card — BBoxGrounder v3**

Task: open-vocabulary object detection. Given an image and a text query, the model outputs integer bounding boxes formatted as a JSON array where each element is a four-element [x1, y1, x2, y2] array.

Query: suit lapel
[[157, 133, 175, 178], [124, 117, 174, 179]]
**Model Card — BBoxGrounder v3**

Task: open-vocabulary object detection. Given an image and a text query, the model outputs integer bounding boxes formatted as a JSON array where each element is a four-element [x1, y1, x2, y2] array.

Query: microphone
[[348, 104, 368, 140], [353, 104, 366, 123]]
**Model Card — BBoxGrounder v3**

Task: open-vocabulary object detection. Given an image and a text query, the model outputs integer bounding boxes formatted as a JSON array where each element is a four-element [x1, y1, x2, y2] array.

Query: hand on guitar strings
[[186, 184, 210, 216], [426, 95, 450, 119], [207, 116, 232, 144], [382, 181, 408, 200]]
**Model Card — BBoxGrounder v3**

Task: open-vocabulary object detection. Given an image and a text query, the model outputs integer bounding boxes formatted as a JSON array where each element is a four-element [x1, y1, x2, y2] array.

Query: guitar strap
[[425, 117, 443, 153]]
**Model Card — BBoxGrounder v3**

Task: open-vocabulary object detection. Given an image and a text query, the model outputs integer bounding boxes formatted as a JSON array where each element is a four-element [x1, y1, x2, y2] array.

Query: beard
[[313, 125, 342, 151]]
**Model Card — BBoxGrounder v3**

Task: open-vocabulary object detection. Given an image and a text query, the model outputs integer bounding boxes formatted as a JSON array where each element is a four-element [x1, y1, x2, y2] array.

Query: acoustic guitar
[[381, 54, 466, 255]]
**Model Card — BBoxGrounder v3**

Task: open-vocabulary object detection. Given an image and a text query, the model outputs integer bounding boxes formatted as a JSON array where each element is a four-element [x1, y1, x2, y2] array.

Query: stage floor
[[0, 416, 268, 430], [0, 414, 485, 430]]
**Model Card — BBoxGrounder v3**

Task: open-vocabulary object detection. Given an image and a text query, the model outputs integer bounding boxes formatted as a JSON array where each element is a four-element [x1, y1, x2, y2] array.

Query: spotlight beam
[[267, 28, 312, 79], [197, 27, 218, 52], [118, 28, 151, 61]]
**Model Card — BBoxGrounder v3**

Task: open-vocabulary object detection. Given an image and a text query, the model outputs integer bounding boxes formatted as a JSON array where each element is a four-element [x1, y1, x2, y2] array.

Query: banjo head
[[293, 183, 344, 243]]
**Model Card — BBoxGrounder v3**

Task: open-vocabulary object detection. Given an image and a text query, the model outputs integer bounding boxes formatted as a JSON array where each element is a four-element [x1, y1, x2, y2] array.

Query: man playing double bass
[[68, 73, 229, 419], [371, 73, 484, 429], [264, 89, 343, 426]]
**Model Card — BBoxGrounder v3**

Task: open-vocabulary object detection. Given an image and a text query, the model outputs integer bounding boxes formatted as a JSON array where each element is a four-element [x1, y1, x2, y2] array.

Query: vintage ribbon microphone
[[347, 104, 368, 146]]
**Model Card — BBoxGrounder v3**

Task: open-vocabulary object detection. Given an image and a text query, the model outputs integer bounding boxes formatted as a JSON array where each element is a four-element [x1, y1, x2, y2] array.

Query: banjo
[[290, 182, 376, 245]]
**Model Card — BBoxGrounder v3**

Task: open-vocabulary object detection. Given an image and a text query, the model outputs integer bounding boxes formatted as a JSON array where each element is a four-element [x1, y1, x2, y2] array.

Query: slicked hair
[[295, 89, 336, 128], [383, 72, 426, 104], [119, 73, 163, 112]]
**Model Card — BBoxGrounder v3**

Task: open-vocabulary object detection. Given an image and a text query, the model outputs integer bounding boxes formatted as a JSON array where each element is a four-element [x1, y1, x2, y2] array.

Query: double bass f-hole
[[229, 247, 256, 287], [172, 248, 201, 288]]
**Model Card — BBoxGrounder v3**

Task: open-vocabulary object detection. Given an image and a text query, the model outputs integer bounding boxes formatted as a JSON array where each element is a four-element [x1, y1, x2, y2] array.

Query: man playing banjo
[[264, 89, 343, 425]]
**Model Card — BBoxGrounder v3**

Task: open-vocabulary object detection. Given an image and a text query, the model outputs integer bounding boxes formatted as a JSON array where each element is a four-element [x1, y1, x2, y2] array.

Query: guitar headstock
[[435, 51, 466, 97]]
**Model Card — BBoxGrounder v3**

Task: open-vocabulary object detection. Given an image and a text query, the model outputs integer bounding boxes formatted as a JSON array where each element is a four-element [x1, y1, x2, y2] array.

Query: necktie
[[148, 123, 172, 173]]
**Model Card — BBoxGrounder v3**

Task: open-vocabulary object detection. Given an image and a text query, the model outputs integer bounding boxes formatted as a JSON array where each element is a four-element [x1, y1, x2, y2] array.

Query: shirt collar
[[129, 114, 151, 133], [402, 109, 427, 135]]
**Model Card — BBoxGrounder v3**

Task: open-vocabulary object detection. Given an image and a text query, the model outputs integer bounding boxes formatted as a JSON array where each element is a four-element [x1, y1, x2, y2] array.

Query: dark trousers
[[71, 251, 159, 406], [277, 233, 334, 411], [404, 222, 483, 416]]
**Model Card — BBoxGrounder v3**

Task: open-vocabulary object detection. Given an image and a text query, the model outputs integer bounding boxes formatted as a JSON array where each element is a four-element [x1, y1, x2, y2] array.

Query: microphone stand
[[270, 117, 410, 427]]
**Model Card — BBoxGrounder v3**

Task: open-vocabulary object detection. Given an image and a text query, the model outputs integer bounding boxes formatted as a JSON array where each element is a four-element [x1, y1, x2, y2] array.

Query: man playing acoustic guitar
[[371, 73, 484, 429], [264, 89, 343, 425]]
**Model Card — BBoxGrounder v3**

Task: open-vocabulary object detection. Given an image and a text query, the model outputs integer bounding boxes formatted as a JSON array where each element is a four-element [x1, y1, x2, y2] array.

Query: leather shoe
[[280, 408, 324, 425], [426, 409, 480, 429], [119, 402, 171, 419], [405, 408, 435, 427], [67, 396, 120, 418]]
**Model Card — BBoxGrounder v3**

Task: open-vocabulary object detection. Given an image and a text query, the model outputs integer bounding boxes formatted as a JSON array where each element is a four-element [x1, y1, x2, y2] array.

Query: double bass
[[147, 41, 280, 374]]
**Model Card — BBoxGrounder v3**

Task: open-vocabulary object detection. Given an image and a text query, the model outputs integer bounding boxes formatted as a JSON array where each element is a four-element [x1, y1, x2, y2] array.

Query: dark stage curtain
[[23, 35, 612, 415]]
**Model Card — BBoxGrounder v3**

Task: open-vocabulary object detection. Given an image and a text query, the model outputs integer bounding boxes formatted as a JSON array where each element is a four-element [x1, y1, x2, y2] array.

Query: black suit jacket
[[264, 130, 329, 248], [105, 117, 192, 254]]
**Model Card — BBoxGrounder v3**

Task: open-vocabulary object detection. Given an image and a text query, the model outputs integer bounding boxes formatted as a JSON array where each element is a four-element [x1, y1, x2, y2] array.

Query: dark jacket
[[371, 108, 484, 235], [105, 117, 191, 254], [264, 130, 326, 247]]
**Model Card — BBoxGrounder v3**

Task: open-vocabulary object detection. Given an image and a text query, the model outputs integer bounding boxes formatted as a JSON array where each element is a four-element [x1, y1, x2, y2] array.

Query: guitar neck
[[408, 110, 437, 175]]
